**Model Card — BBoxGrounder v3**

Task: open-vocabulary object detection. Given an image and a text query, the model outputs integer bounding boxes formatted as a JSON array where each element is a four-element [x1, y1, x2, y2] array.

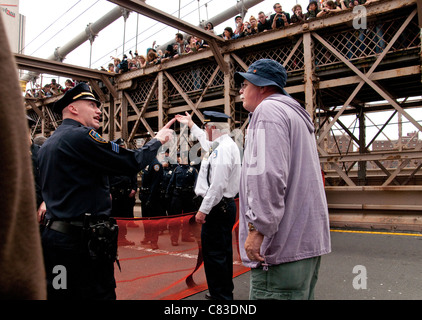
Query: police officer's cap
[[112, 138, 125, 146], [203, 111, 231, 123], [52, 82, 101, 114]]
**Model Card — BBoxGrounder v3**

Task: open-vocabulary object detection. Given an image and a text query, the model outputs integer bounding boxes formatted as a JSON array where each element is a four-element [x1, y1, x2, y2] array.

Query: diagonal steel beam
[[283, 37, 303, 68], [336, 119, 359, 145], [107, 0, 229, 73], [365, 111, 397, 149], [194, 65, 221, 110], [127, 76, 158, 140], [231, 53, 248, 71], [316, 24, 422, 186], [313, 9, 422, 186], [318, 145, 356, 186], [164, 71, 205, 123], [315, 9, 419, 145]]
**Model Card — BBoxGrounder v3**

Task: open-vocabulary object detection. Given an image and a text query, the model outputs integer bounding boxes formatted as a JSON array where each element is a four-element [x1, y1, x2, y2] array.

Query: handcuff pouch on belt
[[215, 197, 232, 213], [110, 186, 131, 200], [193, 195, 232, 213], [82, 213, 121, 270]]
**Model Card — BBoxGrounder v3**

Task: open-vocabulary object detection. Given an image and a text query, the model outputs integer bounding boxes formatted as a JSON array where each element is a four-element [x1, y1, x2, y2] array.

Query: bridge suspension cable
[[20, 0, 82, 54], [91, 0, 202, 69], [28, 0, 100, 57]]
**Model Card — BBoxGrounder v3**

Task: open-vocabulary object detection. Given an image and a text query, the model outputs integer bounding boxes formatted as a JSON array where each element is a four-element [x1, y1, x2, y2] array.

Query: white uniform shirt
[[191, 124, 241, 214]]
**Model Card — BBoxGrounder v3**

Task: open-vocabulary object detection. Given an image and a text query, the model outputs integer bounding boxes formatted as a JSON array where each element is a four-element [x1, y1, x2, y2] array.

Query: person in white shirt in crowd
[[175, 110, 241, 300]]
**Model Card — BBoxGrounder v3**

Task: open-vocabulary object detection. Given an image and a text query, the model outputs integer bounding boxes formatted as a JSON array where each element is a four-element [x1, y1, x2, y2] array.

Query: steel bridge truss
[[20, 0, 422, 230]]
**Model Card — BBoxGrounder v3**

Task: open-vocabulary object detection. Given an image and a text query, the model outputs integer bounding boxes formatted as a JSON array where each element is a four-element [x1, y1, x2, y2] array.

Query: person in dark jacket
[[139, 157, 164, 249], [166, 152, 198, 246], [109, 138, 138, 246]]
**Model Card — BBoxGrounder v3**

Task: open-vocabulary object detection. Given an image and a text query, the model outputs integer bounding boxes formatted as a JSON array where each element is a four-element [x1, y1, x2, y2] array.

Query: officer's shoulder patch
[[153, 164, 160, 172], [88, 129, 107, 143], [212, 149, 218, 159]]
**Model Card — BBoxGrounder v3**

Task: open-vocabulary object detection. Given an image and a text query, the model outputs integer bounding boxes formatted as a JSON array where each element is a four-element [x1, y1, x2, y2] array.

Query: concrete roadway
[[185, 229, 422, 300]]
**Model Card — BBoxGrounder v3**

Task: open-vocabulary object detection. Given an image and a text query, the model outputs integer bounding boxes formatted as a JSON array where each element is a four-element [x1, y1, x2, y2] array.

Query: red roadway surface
[[114, 213, 248, 300]]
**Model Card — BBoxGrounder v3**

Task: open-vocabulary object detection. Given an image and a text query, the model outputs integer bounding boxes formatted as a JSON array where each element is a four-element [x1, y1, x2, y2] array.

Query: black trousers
[[168, 192, 197, 243], [41, 228, 116, 300], [201, 199, 236, 300], [168, 191, 197, 215], [140, 193, 164, 244]]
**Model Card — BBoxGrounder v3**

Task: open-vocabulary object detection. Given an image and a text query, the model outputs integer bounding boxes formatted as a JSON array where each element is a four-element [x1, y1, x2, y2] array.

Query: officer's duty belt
[[174, 187, 194, 194], [45, 220, 84, 235], [219, 197, 234, 206], [196, 196, 234, 207]]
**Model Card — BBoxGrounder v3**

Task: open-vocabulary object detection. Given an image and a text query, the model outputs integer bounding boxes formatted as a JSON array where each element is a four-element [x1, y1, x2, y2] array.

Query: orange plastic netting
[[114, 199, 249, 300]]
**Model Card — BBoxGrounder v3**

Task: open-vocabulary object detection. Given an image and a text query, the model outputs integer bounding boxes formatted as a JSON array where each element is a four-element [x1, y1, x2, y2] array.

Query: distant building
[[370, 131, 422, 169], [326, 131, 422, 170], [327, 134, 353, 154], [1, 0, 25, 54]]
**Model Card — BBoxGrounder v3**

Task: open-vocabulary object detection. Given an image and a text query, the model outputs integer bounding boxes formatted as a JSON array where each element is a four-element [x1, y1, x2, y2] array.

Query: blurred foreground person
[[0, 14, 46, 299]]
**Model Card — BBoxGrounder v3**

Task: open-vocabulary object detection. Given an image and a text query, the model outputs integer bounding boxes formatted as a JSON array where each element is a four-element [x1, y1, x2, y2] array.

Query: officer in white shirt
[[175, 111, 241, 300]]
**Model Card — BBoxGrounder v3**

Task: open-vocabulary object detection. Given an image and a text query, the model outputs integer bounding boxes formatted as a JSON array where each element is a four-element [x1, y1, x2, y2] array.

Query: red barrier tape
[[114, 199, 249, 300]]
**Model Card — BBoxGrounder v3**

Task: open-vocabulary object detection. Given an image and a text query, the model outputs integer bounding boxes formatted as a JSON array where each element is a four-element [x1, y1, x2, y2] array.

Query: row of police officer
[[138, 149, 198, 249]]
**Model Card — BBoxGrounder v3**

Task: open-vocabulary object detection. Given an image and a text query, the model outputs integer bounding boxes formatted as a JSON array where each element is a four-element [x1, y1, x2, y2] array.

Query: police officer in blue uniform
[[139, 156, 164, 249], [166, 151, 198, 245], [160, 158, 173, 214], [109, 138, 138, 246], [38, 83, 175, 300]]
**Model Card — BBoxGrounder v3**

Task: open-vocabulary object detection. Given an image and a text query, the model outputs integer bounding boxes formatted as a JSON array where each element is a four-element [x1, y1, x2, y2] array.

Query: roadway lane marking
[[331, 229, 422, 237]]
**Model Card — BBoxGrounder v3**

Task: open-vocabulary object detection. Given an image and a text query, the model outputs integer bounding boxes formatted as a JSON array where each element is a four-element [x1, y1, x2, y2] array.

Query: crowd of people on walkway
[[23, 0, 380, 97], [106, 0, 379, 74], [25, 78, 75, 98]]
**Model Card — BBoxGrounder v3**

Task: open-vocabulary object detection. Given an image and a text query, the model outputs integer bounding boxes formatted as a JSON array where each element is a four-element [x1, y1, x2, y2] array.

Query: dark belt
[[175, 187, 194, 193], [45, 219, 84, 235], [219, 197, 234, 204], [220, 197, 234, 206], [196, 196, 234, 208]]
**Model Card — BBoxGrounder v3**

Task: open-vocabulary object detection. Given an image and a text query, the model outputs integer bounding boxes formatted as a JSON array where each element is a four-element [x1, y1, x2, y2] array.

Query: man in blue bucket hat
[[234, 58, 290, 97], [235, 59, 331, 300]]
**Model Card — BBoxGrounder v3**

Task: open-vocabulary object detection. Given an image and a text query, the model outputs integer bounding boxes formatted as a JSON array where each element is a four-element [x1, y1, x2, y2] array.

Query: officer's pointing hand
[[155, 118, 176, 144], [175, 112, 194, 129]]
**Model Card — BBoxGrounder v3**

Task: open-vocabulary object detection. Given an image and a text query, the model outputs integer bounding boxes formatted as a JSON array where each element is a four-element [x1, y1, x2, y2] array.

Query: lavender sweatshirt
[[239, 93, 331, 268]]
